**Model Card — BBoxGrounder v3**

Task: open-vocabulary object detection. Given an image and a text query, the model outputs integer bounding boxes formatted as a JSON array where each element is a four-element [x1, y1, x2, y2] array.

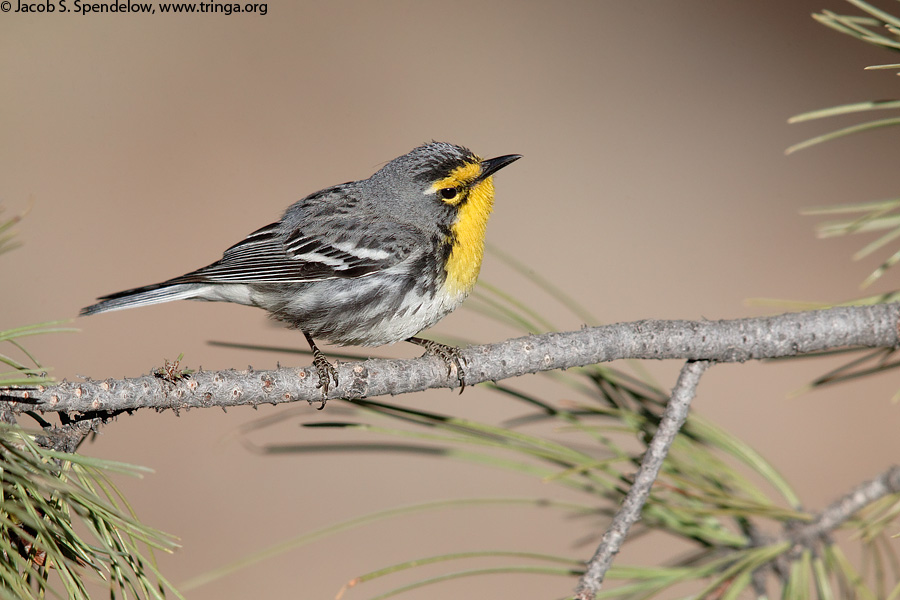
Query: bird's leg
[[406, 336, 467, 393], [304, 331, 338, 406]]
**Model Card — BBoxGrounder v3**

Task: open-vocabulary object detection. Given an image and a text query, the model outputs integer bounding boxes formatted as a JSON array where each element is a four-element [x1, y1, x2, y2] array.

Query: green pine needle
[[0, 425, 181, 600], [786, 116, 900, 155]]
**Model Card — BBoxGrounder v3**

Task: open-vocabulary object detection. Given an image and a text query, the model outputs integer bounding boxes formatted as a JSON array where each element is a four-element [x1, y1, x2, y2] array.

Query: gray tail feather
[[80, 283, 202, 317]]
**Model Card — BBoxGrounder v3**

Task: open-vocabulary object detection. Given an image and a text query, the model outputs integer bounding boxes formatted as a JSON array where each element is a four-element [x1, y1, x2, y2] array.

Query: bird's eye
[[439, 187, 460, 200]]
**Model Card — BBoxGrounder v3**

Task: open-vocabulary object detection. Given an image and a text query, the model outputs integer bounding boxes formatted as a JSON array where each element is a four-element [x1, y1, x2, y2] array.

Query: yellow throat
[[432, 161, 496, 297]]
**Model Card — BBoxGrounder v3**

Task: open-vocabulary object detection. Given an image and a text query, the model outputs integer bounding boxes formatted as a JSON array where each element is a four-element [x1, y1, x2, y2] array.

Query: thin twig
[[788, 465, 900, 547], [34, 414, 111, 453], [573, 360, 710, 600]]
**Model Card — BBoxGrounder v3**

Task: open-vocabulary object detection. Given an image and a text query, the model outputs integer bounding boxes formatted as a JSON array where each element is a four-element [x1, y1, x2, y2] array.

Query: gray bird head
[[364, 142, 522, 233]]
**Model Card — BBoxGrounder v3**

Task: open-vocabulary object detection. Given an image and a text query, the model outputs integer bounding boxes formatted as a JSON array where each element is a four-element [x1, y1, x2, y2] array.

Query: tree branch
[[1, 303, 898, 414], [573, 360, 710, 600], [788, 465, 900, 547]]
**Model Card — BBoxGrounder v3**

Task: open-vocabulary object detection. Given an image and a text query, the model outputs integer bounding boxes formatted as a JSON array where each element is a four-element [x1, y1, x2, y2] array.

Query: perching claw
[[407, 336, 467, 393]]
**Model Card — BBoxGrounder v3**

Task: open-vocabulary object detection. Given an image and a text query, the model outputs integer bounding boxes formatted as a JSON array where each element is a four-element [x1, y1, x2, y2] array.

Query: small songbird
[[81, 142, 521, 397]]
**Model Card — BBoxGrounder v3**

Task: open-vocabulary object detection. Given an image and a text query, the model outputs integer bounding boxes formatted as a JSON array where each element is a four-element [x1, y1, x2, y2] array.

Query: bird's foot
[[304, 332, 338, 408], [407, 337, 467, 393], [311, 353, 339, 404]]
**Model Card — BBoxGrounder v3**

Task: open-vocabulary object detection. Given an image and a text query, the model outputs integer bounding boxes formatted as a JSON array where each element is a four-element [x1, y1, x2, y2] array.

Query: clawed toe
[[312, 354, 339, 402], [304, 331, 339, 408], [406, 337, 467, 393]]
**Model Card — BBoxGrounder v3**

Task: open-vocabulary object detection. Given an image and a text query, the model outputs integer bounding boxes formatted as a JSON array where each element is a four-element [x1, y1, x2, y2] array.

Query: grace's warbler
[[81, 142, 521, 398]]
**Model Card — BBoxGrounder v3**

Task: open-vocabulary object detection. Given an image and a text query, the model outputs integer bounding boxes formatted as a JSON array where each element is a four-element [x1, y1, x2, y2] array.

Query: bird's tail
[[80, 283, 203, 316]]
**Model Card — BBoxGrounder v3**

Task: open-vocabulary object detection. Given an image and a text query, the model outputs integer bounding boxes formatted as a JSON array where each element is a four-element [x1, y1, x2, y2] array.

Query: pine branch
[[1, 303, 897, 415], [574, 359, 710, 600], [788, 465, 900, 547]]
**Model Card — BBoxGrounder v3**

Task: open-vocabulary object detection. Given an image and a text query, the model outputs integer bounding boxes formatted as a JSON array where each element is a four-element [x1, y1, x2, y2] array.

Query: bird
[[81, 142, 521, 400]]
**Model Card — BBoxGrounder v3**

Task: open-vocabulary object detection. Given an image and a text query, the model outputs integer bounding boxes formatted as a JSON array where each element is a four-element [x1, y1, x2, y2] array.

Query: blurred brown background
[[3, 1, 900, 598]]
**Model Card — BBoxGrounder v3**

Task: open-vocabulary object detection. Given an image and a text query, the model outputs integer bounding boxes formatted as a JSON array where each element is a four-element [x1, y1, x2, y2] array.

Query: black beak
[[477, 154, 522, 182]]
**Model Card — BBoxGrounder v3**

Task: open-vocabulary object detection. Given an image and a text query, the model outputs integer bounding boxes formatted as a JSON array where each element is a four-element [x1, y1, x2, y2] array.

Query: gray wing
[[165, 215, 408, 285]]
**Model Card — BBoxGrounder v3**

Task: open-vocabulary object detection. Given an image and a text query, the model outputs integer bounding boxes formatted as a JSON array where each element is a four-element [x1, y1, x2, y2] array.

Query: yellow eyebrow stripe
[[430, 161, 483, 193]]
